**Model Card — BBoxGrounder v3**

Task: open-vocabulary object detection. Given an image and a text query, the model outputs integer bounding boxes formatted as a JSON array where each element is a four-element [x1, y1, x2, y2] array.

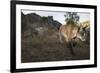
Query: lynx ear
[[83, 25, 88, 31]]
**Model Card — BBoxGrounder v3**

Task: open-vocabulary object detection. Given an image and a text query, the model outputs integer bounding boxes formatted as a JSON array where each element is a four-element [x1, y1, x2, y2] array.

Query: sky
[[22, 10, 90, 24]]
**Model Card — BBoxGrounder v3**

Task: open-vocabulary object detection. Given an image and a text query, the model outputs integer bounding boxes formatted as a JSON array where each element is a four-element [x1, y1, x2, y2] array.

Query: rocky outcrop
[[21, 12, 61, 30]]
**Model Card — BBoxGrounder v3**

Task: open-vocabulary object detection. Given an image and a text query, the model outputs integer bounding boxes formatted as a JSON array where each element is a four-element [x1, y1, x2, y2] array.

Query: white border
[[16, 4, 94, 69]]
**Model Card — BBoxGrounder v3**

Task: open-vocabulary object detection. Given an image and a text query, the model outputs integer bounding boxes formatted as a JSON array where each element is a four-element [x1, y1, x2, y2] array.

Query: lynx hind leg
[[59, 32, 64, 43], [68, 41, 75, 56]]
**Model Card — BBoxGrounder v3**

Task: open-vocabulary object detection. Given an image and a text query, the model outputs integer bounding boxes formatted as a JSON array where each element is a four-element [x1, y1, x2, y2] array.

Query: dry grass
[[21, 31, 90, 63]]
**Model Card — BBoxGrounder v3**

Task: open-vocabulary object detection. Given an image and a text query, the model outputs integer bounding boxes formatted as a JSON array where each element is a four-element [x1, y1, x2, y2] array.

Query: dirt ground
[[21, 33, 90, 63]]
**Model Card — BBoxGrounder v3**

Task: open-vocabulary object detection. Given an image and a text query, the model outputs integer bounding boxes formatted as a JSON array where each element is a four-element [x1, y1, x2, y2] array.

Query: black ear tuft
[[83, 25, 88, 31], [83, 27, 85, 31]]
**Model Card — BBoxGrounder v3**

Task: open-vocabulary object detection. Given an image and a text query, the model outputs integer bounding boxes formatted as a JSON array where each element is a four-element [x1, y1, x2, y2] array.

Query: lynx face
[[77, 27, 87, 41]]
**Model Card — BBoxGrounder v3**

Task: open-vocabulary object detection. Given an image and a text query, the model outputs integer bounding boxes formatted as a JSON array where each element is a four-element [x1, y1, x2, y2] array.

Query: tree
[[64, 12, 80, 25]]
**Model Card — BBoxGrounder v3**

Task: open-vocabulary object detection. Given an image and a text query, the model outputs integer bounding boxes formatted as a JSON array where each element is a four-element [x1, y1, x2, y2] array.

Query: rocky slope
[[21, 12, 62, 34]]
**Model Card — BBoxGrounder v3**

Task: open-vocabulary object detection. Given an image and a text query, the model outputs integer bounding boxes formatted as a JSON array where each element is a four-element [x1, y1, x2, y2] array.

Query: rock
[[21, 12, 62, 37]]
